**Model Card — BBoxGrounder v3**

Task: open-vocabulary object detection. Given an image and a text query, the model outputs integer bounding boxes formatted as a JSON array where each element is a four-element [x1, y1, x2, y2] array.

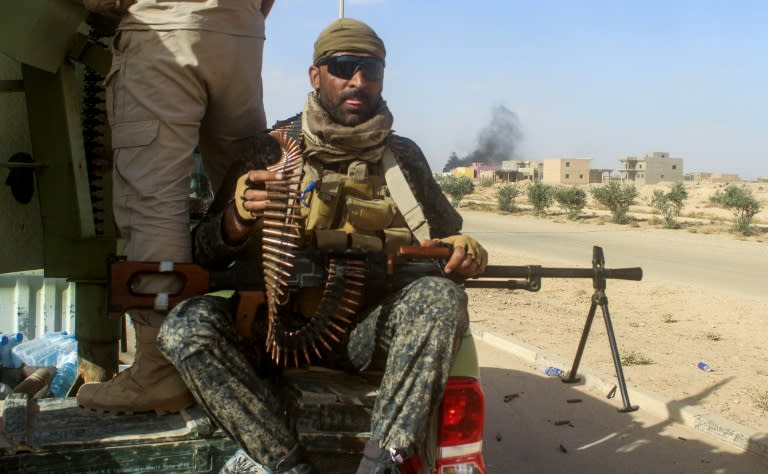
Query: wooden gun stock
[[108, 261, 210, 318]]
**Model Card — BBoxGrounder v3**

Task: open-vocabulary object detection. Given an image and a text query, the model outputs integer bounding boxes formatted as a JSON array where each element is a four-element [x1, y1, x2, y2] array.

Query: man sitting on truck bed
[[157, 18, 488, 474]]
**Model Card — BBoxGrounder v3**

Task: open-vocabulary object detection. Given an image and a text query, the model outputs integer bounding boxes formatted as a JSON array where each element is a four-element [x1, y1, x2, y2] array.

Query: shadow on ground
[[481, 366, 768, 474]]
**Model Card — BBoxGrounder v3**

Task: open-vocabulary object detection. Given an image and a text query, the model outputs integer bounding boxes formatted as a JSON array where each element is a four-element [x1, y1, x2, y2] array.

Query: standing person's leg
[[198, 32, 267, 191], [77, 29, 206, 414], [347, 277, 469, 472]]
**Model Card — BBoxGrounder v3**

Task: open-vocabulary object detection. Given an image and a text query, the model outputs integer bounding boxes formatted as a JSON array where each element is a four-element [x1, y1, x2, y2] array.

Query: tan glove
[[233, 172, 258, 224], [439, 235, 488, 272]]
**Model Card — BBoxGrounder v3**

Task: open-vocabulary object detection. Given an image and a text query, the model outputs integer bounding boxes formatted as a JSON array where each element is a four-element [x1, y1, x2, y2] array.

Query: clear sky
[[262, 0, 767, 180]]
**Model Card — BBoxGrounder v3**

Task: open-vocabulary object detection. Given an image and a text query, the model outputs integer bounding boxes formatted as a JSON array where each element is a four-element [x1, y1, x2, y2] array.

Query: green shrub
[[651, 183, 688, 228], [439, 175, 475, 207], [709, 184, 762, 235], [590, 182, 638, 224], [497, 185, 520, 212], [554, 186, 587, 220], [479, 176, 494, 188], [527, 183, 555, 215]]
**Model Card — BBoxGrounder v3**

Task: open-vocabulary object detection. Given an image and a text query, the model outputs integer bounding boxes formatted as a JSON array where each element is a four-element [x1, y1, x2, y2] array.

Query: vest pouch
[[349, 233, 383, 252], [347, 160, 369, 183], [343, 196, 395, 234], [383, 227, 414, 256], [314, 229, 349, 252], [305, 172, 343, 232]]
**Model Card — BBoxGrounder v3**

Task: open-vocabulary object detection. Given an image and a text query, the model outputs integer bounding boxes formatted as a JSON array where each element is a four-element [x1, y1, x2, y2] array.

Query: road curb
[[471, 326, 768, 459]]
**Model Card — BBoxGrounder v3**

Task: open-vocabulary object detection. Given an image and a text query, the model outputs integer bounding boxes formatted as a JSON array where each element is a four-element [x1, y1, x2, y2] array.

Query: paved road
[[476, 338, 768, 473], [459, 210, 768, 302]]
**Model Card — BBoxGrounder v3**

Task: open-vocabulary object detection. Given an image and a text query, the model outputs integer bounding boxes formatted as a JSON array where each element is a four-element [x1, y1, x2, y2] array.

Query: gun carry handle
[[108, 261, 210, 318], [397, 245, 451, 260]]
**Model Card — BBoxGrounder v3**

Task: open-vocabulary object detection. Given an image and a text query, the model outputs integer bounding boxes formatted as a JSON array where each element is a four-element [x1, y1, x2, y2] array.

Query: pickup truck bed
[[0, 367, 382, 473]]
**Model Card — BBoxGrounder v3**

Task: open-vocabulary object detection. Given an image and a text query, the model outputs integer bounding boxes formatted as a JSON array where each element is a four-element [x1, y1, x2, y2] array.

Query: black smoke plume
[[444, 105, 523, 172]]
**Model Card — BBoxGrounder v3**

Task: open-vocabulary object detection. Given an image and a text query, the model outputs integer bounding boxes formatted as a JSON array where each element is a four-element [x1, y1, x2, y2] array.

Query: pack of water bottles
[[7, 331, 75, 369], [1, 331, 79, 398]]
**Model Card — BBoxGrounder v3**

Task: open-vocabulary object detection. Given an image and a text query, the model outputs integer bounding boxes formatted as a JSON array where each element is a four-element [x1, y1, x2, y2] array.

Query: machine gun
[[400, 245, 642, 412], [109, 244, 643, 411]]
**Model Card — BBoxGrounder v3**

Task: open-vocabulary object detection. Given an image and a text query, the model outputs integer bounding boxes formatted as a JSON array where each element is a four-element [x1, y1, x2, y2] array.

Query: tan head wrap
[[313, 18, 386, 64]]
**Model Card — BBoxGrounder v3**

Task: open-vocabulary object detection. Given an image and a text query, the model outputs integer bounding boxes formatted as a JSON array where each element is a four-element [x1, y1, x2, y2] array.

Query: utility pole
[[339, 0, 344, 18]]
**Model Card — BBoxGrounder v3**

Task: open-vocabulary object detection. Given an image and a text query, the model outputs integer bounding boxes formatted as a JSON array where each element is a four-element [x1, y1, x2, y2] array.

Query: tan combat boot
[[77, 322, 194, 415]]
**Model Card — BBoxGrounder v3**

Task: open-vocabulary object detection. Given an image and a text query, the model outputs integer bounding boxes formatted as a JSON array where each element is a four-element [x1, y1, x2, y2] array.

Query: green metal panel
[[21, 63, 114, 278], [0, 0, 88, 73], [0, 395, 238, 473], [449, 331, 481, 379], [0, 55, 43, 274], [21, 62, 120, 380]]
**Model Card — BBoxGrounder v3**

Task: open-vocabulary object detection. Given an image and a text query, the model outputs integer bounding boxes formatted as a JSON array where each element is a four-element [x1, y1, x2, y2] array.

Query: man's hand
[[420, 235, 488, 277], [223, 169, 285, 244], [234, 170, 286, 221]]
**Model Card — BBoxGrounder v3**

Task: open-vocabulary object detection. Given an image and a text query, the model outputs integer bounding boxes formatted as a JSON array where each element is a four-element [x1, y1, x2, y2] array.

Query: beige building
[[618, 152, 683, 185], [542, 158, 591, 185], [495, 160, 543, 182], [590, 169, 614, 184], [685, 172, 741, 184]]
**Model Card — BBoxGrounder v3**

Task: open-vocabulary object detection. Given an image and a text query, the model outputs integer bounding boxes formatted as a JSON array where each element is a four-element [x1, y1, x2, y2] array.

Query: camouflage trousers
[[157, 276, 469, 467]]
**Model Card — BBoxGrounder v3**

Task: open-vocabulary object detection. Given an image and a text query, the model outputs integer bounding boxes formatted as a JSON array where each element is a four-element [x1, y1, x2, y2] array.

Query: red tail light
[[439, 376, 485, 446], [435, 376, 486, 474]]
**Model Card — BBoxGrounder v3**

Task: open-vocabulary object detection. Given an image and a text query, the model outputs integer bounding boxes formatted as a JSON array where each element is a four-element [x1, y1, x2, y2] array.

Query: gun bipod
[[463, 245, 642, 413]]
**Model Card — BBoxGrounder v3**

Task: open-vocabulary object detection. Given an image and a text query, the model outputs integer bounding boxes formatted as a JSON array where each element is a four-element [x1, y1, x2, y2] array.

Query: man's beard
[[320, 89, 380, 126]]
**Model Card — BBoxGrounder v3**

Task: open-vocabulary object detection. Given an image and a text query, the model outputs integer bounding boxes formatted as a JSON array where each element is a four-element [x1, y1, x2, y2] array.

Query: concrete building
[[542, 158, 591, 185], [618, 152, 683, 185], [589, 169, 614, 184], [495, 160, 543, 183], [451, 166, 474, 179], [684, 172, 741, 184], [450, 163, 500, 179]]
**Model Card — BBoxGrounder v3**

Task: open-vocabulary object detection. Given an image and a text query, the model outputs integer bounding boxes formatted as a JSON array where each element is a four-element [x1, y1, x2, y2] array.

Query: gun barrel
[[477, 265, 643, 281]]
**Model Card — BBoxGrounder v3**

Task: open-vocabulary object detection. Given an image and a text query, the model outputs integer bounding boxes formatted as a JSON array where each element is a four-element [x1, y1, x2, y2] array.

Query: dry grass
[[752, 389, 768, 412], [620, 350, 653, 366]]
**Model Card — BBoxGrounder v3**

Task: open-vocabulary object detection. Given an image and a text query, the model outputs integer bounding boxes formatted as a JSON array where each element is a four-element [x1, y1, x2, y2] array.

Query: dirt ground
[[459, 180, 768, 433]]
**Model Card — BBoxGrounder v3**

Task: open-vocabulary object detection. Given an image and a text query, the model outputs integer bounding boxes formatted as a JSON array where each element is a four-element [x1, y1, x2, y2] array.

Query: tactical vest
[[300, 157, 416, 256], [276, 114, 431, 255]]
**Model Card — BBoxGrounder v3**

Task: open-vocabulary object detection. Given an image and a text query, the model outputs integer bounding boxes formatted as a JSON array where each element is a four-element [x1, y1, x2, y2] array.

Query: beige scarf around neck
[[301, 91, 393, 164]]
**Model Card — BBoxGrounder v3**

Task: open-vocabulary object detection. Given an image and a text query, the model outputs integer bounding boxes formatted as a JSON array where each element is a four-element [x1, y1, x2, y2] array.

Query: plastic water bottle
[[10, 331, 73, 368], [544, 366, 565, 377], [0, 332, 24, 368], [50, 348, 78, 398], [697, 361, 712, 372], [0, 382, 12, 400], [0, 334, 8, 367]]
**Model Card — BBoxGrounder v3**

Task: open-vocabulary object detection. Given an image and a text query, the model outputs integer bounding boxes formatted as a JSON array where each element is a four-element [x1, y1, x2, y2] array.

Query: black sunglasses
[[316, 55, 385, 81]]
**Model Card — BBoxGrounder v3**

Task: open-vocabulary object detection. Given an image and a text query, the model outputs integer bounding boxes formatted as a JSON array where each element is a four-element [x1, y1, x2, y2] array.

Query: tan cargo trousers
[[108, 29, 267, 265]]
